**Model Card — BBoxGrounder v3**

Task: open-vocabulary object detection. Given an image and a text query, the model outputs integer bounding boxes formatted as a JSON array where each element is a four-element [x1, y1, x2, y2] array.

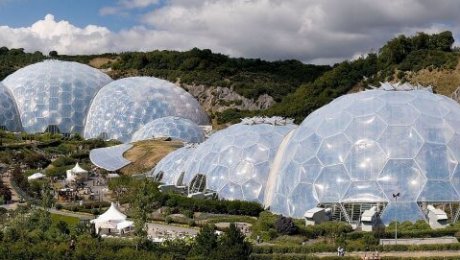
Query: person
[[256, 235, 261, 244], [337, 246, 341, 256], [69, 238, 76, 251]]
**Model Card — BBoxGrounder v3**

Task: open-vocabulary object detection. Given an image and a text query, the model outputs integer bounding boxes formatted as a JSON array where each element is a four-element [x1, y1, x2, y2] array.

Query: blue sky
[[0, 0, 157, 31], [0, 0, 459, 64]]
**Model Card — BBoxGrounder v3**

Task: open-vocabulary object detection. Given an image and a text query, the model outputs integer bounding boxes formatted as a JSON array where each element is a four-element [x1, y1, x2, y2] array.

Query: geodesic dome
[[182, 118, 296, 203], [131, 116, 205, 143], [84, 77, 209, 142], [2, 60, 112, 134], [265, 88, 460, 224], [148, 145, 197, 185], [0, 82, 22, 131]]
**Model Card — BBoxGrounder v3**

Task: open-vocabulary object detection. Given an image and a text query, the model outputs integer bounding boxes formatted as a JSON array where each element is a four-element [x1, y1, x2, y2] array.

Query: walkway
[[1, 172, 20, 210], [314, 250, 460, 258]]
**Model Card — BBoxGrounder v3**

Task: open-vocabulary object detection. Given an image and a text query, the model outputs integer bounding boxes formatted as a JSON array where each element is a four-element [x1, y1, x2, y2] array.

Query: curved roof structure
[[148, 145, 197, 185], [265, 88, 460, 223], [182, 118, 296, 203], [84, 77, 209, 142], [89, 144, 133, 171], [2, 60, 112, 134], [0, 82, 22, 131], [131, 116, 205, 143]]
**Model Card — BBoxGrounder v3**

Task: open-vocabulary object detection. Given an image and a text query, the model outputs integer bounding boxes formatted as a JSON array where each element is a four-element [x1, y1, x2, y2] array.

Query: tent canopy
[[91, 202, 127, 223], [71, 163, 88, 174]]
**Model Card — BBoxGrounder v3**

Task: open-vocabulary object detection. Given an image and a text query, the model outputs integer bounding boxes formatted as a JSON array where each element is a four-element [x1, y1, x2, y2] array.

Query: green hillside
[[1, 31, 458, 125]]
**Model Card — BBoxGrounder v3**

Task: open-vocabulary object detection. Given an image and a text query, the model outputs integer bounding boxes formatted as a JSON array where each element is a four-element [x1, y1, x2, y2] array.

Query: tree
[[217, 223, 251, 260], [132, 178, 156, 249], [274, 216, 297, 235], [49, 50, 58, 57], [188, 224, 218, 258]]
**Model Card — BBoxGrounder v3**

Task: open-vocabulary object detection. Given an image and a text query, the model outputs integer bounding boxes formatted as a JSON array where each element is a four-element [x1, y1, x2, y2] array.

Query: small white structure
[[427, 205, 449, 229], [90, 202, 134, 235], [304, 207, 331, 226], [66, 163, 88, 183], [28, 172, 45, 181], [361, 206, 381, 232]]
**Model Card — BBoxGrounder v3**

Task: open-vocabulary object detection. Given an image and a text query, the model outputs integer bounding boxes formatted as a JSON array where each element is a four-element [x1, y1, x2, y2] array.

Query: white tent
[[66, 163, 89, 182], [28, 172, 45, 181], [90, 202, 134, 235]]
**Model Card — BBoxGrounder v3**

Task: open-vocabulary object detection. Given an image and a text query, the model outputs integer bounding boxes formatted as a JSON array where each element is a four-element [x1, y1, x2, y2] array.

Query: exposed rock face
[[180, 84, 276, 113]]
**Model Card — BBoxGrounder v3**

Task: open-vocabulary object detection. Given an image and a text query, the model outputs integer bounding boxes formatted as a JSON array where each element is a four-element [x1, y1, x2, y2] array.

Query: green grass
[[51, 213, 80, 226]]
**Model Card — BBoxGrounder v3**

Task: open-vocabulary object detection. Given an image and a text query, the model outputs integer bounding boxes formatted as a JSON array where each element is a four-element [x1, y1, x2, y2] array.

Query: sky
[[0, 0, 460, 64]]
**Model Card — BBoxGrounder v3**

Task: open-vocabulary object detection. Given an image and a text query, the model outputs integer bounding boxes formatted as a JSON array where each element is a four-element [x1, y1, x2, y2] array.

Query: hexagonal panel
[[415, 143, 457, 180], [342, 181, 387, 203], [297, 158, 323, 184], [344, 115, 387, 142], [412, 98, 445, 118], [377, 103, 420, 126], [448, 133, 460, 161], [292, 134, 322, 164], [317, 134, 351, 166], [380, 202, 425, 225], [379, 126, 423, 159], [218, 146, 242, 167], [450, 166, 460, 195], [243, 144, 270, 163], [415, 116, 454, 144], [378, 159, 426, 201], [345, 140, 386, 181], [314, 164, 351, 203], [288, 183, 317, 217], [242, 179, 263, 201], [346, 96, 384, 117], [219, 182, 243, 201], [233, 161, 255, 184], [316, 112, 352, 137], [418, 180, 459, 202]]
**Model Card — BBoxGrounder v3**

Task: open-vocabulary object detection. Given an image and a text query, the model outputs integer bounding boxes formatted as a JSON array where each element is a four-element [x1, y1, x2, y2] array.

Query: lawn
[[51, 213, 80, 226]]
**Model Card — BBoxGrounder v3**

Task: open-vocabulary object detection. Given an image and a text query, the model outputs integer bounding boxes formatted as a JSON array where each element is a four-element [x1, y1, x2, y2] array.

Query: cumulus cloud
[[1, 1, 460, 64]]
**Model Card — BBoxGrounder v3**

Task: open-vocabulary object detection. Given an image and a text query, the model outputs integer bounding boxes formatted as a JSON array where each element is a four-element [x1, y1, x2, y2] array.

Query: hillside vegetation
[[0, 31, 458, 125]]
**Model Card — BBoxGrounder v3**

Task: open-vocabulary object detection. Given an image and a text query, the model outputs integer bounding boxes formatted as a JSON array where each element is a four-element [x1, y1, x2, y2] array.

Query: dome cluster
[[153, 85, 460, 225], [0, 61, 208, 144], [2, 60, 112, 133]]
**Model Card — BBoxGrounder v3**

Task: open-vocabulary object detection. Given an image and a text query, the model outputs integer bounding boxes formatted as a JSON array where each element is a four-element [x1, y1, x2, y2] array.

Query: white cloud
[[100, 0, 159, 16], [2, 1, 460, 63]]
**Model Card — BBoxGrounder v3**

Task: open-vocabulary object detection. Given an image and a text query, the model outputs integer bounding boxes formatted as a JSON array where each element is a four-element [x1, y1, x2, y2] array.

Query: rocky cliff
[[180, 83, 275, 113]]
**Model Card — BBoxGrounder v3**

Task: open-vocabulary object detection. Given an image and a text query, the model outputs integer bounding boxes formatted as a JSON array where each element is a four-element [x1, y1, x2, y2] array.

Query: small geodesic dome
[[2, 60, 112, 134], [131, 116, 205, 143], [148, 144, 197, 185], [84, 77, 209, 142], [0, 82, 22, 131], [182, 117, 296, 203], [265, 85, 460, 224]]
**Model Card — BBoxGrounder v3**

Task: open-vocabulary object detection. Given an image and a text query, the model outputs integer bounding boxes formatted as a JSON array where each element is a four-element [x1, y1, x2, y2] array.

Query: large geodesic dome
[[0, 82, 22, 131], [2, 60, 112, 134], [148, 145, 197, 185], [265, 88, 460, 224], [84, 77, 209, 142], [131, 116, 205, 143], [182, 118, 296, 204]]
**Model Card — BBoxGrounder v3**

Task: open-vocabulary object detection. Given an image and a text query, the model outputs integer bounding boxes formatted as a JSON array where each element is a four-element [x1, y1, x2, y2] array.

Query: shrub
[[274, 216, 297, 235]]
